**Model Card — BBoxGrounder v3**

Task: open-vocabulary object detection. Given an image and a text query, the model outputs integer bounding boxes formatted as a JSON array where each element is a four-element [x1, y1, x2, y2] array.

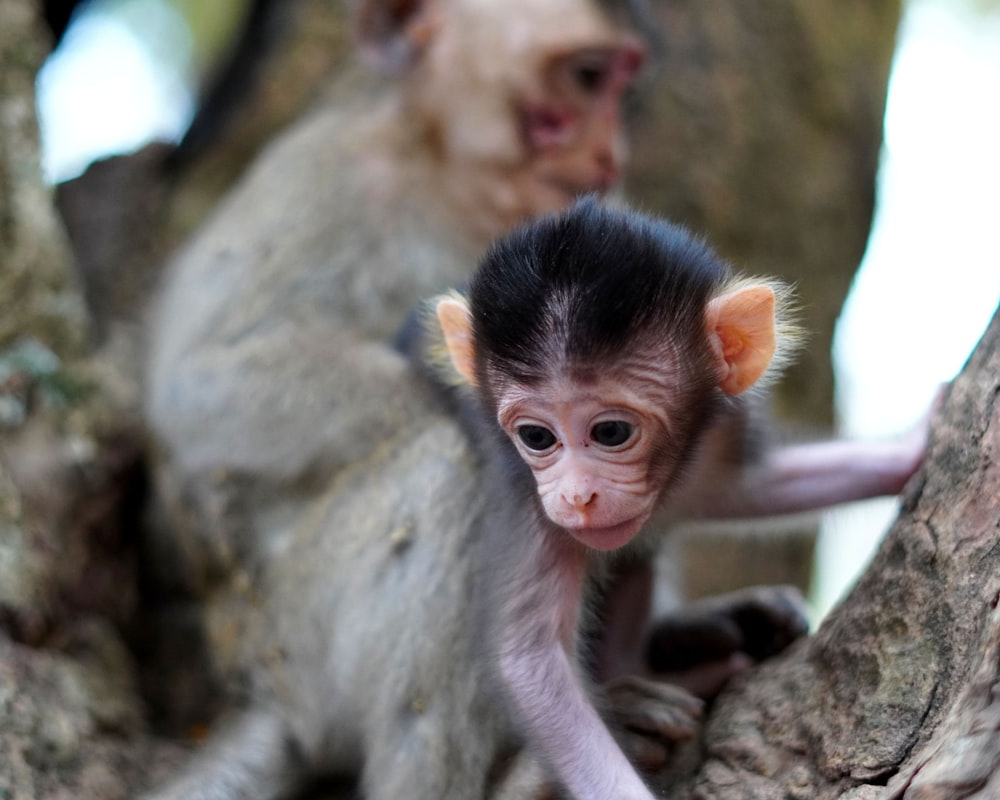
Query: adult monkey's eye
[[518, 425, 557, 452], [568, 50, 612, 94], [574, 62, 608, 93], [591, 420, 634, 447]]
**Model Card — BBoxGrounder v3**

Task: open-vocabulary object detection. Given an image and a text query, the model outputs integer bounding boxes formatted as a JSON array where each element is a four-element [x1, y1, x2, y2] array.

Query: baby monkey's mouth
[[564, 515, 646, 552]]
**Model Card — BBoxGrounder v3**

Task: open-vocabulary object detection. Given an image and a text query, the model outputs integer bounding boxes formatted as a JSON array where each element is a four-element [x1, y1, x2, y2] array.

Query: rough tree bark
[[669, 306, 1000, 799], [0, 1, 183, 797]]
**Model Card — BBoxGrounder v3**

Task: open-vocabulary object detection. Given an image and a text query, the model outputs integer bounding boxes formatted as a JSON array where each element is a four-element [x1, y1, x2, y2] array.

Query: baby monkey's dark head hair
[[435, 196, 798, 411], [468, 196, 731, 389]]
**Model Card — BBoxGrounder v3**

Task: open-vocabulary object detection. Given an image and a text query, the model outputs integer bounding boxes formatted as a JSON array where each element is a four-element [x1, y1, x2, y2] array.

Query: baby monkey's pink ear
[[436, 296, 479, 387], [705, 284, 776, 395]]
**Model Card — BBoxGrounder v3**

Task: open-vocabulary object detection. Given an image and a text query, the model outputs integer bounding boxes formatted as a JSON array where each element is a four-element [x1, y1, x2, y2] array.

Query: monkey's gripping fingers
[[646, 585, 809, 695], [602, 675, 703, 771], [604, 674, 703, 737]]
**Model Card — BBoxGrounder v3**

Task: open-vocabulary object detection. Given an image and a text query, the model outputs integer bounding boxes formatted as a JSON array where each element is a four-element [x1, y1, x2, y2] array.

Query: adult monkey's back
[[145, 0, 643, 589]]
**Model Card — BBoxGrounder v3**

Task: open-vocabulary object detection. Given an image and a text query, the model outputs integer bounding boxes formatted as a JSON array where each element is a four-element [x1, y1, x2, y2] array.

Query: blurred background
[[35, 0, 1000, 621], [815, 0, 1000, 618]]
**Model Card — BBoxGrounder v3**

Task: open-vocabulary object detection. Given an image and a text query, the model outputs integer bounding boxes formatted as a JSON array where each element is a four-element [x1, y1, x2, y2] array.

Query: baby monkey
[[434, 197, 926, 799]]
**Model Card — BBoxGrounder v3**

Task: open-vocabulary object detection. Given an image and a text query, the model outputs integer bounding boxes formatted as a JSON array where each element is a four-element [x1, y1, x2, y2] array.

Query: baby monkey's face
[[495, 370, 673, 551]]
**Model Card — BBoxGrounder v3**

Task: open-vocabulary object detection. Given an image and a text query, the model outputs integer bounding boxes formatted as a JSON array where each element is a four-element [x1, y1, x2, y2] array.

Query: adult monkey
[[145, 0, 644, 589], [142, 1, 679, 797]]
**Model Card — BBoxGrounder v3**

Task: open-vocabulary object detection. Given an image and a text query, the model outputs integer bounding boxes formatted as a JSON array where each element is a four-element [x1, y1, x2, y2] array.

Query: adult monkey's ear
[[705, 284, 776, 396], [353, 0, 439, 74], [436, 295, 478, 387]]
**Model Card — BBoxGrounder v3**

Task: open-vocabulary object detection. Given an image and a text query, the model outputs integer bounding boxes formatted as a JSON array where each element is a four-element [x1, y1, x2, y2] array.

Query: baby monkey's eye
[[590, 420, 634, 447], [518, 425, 557, 452]]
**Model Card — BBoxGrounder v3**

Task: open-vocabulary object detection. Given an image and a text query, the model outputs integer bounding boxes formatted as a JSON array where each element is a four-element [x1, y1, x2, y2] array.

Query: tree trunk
[[628, 0, 902, 601], [0, 2, 183, 797], [670, 305, 1000, 799]]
